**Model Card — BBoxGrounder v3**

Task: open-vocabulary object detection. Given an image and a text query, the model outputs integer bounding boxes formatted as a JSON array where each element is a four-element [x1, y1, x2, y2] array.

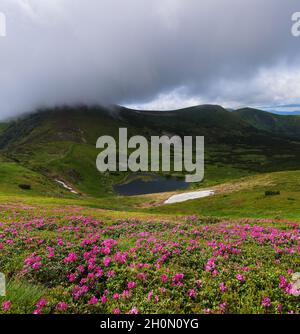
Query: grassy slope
[[0, 169, 299, 221], [0, 155, 73, 197], [1, 105, 300, 198], [0, 108, 130, 197], [1, 107, 300, 316], [148, 170, 300, 221], [0, 105, 299, 222], [235, 108, 300, 141]]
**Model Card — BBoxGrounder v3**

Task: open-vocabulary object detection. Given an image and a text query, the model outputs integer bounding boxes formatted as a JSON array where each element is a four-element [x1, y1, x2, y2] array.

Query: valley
[[1, 104, 300, 201], [0, 104, 299, 314], [0, 104, 299, 222]]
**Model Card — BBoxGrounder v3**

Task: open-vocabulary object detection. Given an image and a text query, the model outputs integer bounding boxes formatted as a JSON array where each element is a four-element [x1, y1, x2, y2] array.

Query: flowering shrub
[[0, 212, 299, 314]]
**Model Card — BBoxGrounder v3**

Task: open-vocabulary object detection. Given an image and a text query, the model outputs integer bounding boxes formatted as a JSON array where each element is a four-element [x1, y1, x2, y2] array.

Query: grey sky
[[0, 0, 300, 119]]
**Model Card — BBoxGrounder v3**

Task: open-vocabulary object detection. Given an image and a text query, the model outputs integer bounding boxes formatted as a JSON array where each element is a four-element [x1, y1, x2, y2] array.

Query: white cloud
[[126, 87, 204, 111]]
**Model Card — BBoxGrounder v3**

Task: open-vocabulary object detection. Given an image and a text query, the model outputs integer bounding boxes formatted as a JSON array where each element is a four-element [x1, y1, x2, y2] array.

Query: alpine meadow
[[0, 0, 299, 319]]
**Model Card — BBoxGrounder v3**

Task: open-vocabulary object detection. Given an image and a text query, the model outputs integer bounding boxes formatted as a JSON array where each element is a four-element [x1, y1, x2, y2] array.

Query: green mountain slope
[[148, 169, 300, 221], [235, 107, 300, 141], [0, 154, 72, 197], [0, 104, 300, 197]]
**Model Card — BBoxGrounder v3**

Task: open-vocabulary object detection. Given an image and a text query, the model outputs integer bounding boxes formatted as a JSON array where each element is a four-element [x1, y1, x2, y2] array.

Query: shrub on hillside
[[18, 184, 31, 190], [265, 190, 280, 197]]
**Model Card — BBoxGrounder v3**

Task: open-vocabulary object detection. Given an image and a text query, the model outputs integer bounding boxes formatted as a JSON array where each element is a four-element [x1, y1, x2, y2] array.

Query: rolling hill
[[235, 107, 300, 141], [0, 104, 300, 197]]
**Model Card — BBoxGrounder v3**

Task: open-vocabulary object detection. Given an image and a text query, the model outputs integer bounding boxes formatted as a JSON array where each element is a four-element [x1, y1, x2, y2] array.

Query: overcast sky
[[0, 0, 300, 119]]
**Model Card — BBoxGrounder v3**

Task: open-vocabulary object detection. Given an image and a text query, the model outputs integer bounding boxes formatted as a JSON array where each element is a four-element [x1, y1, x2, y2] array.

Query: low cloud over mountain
[[0, 0, 300, 119]]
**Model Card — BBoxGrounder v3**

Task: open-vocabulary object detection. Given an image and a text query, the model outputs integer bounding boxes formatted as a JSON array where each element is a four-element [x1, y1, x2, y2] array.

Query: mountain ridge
[[1, 104, 300, 197]]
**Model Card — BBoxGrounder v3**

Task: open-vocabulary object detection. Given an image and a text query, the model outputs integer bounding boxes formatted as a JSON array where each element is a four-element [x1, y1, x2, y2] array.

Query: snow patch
[[164, 190, 214, 204], [55, 179, 78, 194]]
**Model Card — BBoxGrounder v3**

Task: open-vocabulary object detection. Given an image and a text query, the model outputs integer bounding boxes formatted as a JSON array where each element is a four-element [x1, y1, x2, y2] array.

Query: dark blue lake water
[[114, 175, 189, 196]]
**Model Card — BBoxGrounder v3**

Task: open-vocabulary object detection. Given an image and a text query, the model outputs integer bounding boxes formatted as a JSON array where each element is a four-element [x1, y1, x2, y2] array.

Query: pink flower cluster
[[1, 214, 299, 314]]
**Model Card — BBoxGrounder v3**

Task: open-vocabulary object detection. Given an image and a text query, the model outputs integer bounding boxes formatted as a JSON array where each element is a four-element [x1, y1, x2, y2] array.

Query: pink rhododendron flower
[[95, 267, 103, 278], [33, 299, 47, 314], [37, 299, 48, 308], [279, 275, 288, 289], [88, 296, 98, 305], [77, 265, 84, 273], [33, 308, 41, 315], [113, 293, 120, 300], [56, 302, 68, 311], [113, 308, 121, 314], [219, 282, 227, 292], [262, 297, 271, 308], [212, 269, 219, 276], [114, 251, 128, 264], [32, 262, 42, 270], [128, 307, 139, 314], [236, 274, 245, 283], [219, 302, 227, 313], [106, 270, 115, 278], [160, 287, 167, 294], [160, 274, 168, 283], [205, 258, 216, 272], [2, 300, 11, 312], [122, 290, 130, 299], [147, 290, 154, 301], [103, 257, 112, 267], [46, 247, 55, 258], [64, 252, 77, 263], [127, 281, 136, 289], [172, 273, 184, 283], [188, 289, 197, 299]]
